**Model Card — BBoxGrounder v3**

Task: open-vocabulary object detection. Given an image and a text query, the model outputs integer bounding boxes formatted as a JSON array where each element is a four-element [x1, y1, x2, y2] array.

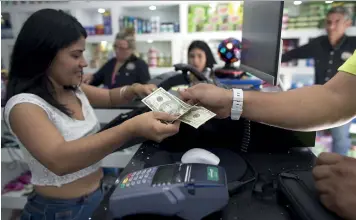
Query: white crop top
[[4, 88, 102, 187]]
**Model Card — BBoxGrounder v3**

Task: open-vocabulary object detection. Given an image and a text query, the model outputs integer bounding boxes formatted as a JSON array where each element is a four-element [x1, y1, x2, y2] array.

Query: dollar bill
[[141, 87, 191, 115], [141, 87, 216, 128], [179, 106, 216, 129]]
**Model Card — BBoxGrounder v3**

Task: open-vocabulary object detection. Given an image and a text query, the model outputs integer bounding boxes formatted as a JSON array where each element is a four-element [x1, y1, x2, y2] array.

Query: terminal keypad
[[120, 167, 157, 188]]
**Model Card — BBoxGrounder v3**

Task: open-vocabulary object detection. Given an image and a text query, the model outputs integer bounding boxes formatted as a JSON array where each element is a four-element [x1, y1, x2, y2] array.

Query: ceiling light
[[149, 5, 156, 11], [325, 1, 333, 3], [293, 1, 302, 5], [98, 8, 105, 13]]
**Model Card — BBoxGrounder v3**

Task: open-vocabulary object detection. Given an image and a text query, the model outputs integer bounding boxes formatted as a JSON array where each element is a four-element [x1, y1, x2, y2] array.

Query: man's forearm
[[242, 85, 353, 131]]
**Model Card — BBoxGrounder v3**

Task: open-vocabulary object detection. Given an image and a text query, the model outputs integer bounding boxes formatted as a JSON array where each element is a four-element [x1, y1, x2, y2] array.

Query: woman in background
[[187, 40, 217, 83], [82, 27, 150, 88], [4, 9, 180, 220]]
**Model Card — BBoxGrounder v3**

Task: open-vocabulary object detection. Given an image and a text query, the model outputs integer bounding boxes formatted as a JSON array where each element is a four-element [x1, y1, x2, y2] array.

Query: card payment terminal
[[109, 163, 229, 220]]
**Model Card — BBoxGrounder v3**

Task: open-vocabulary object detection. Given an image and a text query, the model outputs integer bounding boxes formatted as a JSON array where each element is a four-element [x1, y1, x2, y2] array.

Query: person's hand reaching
[[127, 111, 180, 143], [178, 83, 233, 119], [313, 152, 356, 220], [128, 83, 157, 98]]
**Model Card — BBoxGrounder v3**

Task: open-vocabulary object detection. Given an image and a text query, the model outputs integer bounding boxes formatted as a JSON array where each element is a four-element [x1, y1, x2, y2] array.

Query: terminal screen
[[152, 165, 177, 184]]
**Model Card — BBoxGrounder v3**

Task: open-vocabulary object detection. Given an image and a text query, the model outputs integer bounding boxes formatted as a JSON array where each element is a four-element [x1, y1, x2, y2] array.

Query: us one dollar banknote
[[141, 87, 216, 128]]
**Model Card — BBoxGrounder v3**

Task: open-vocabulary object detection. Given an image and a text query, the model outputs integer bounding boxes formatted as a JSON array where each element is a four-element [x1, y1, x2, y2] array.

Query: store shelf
[[185, 31, 242, 41], [281, 29, 325, 39], [86, 35, 115, 43], [136, 33, 180, 42]]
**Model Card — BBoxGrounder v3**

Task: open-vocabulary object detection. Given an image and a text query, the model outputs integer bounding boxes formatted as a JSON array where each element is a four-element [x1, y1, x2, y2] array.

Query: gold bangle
[[120, 86, 128, 99]]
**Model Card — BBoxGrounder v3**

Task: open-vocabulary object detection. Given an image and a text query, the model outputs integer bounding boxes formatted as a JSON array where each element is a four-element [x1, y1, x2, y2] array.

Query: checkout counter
[[91, 101, 317, 220], [0, 66, 319, 219], [86, 65, 320, 220]]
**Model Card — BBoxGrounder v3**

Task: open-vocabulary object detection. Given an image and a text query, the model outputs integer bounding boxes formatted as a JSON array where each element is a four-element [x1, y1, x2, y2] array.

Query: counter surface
[[91, 143, 316, 220]]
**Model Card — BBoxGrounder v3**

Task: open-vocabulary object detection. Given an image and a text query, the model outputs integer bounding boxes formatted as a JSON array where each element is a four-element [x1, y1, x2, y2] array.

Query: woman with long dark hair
[[187, 40, 217, 83], [4, 9, 180, 220]]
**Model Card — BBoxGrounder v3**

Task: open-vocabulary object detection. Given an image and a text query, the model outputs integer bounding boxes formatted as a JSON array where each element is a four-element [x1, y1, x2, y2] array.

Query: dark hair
[[6, 9, 87, 116], [327, 6, 350, 20], [188, 40, 217, 69]]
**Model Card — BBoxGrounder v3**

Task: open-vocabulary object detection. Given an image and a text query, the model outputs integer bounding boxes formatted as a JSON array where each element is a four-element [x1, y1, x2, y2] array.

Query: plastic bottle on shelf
[[158, 53, 165, 67], [165, 54, 172, 66], [95, 24, 104, 35], [103, 11, 111, 26], [137, 18, 143, 34], [174, 22, 180, 33], [160, 23, 166, 33], [148, 47, 158, 67], [150, 16, 160, 33], [147, 20, 152, 33], [103, 11, 112, 35], [133, 17, 138, 34], [119, 16, 124, 31]]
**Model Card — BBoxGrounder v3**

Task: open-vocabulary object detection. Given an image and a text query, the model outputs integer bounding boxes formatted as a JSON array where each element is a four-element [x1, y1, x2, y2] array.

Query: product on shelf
[[1, 1, 64, 6], [282, 8, 289, 30], [150, 16, 160, 33], [148, 47, 158, 67], [119, 15, 179, 35], [281, 39, 299, 67], [188, 2, 243, 33], [84, 10, 112, 36], [86, 42, 113, 69], [285, 2, 356, 30], [143, 48, 172, 68]]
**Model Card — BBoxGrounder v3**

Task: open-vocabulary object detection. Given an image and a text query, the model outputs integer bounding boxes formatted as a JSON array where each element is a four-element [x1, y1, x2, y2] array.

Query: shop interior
[[1, 1, 356, 220]]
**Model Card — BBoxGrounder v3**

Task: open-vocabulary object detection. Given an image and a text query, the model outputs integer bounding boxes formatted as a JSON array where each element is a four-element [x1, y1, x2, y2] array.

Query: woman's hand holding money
[[126, 112, 181, 143]]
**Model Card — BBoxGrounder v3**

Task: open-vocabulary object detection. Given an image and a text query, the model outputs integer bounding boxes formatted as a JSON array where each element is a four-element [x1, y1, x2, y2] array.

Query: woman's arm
[[9, 103, 134, 176], [81, 83, 157, 108]]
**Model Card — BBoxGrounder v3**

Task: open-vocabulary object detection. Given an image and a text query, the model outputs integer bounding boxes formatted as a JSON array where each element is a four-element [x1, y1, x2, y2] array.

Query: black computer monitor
[[240, 1, 284, 86]]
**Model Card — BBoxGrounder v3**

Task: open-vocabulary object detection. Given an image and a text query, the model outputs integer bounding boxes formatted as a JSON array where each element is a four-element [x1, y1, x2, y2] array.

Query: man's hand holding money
[[142, 87, 216, 129]]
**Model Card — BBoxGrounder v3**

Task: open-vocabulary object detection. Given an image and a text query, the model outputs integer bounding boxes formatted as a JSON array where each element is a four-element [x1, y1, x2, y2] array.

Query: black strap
[[252, 173, 278, 201]]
